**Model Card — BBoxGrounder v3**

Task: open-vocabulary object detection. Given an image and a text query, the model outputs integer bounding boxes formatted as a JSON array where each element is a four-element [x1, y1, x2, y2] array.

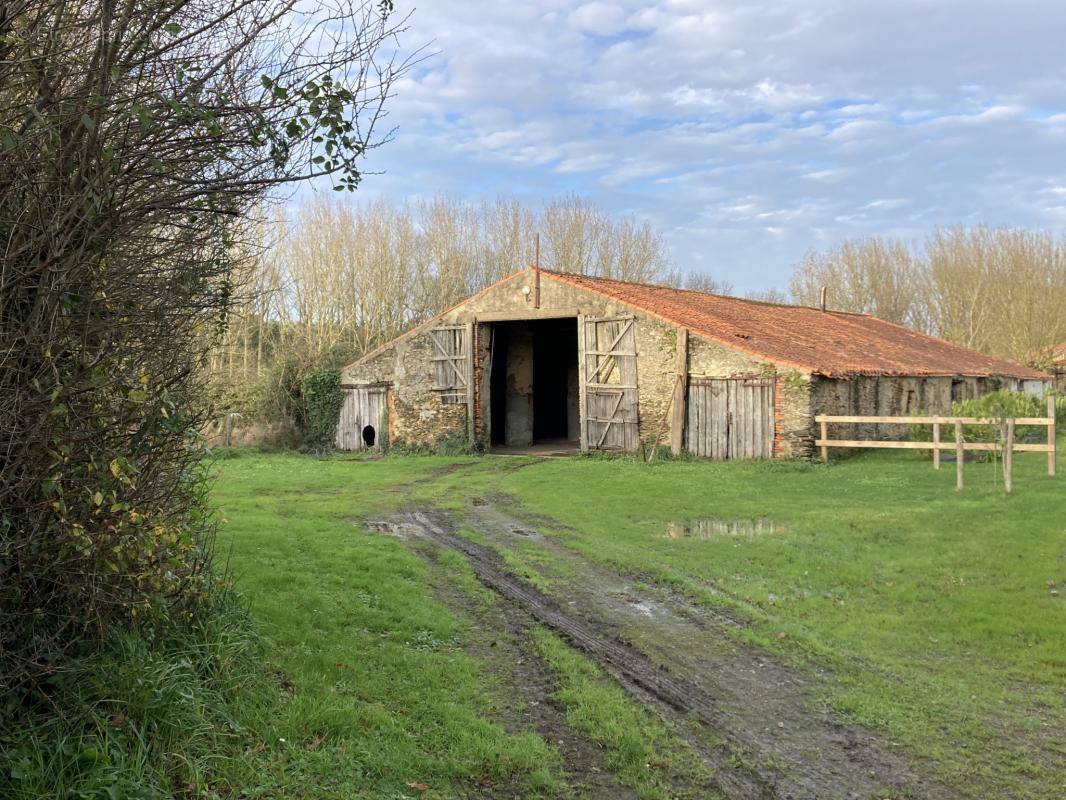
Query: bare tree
[[682, 272, 735, 295], [209, 193, 679, 397], [788, 227, 1066, 361], [789, 237, 920, 324], [541, 194, 673, 282]]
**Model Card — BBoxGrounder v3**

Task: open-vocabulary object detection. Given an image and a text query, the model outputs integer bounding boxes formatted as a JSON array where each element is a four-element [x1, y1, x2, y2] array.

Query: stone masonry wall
[[342, 271, 815, 455], [811, 375, 1007, 443]]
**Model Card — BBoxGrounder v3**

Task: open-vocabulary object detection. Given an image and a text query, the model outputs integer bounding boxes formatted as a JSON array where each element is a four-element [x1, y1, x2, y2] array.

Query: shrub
[[909, 389, 1057, 458]]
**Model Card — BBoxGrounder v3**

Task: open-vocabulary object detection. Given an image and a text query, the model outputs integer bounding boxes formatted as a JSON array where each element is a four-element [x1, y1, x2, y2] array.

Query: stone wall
[[342, 271, 815, 456], [340, 323, 468, 447], [812, 375, 1006, 442]]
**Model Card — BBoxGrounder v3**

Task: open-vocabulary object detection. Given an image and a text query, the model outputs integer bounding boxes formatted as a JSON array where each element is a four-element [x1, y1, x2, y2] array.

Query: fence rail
[[814, 395, 1057, 491]]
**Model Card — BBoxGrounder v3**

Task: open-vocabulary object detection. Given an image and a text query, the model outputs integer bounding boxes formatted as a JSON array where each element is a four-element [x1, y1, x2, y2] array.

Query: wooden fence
[[814, 395, 1057, 492]]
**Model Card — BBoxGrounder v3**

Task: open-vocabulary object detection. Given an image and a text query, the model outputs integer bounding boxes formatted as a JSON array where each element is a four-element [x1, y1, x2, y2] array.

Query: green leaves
[[300, 368, 345, 448]]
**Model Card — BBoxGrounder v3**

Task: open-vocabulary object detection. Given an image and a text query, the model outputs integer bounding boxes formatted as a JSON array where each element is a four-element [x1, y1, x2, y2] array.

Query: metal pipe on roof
[[534, 233, 541, 308], [820, 285, 827, 312]]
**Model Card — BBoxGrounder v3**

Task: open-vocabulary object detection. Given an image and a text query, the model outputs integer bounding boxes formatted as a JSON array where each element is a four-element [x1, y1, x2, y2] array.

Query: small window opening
[[362, 425, 376, 447]]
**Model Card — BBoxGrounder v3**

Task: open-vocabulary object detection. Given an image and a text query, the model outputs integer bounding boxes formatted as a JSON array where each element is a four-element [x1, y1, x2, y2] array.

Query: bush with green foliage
[[909, 389, 1061, 458], [0, 0, 402, 713]]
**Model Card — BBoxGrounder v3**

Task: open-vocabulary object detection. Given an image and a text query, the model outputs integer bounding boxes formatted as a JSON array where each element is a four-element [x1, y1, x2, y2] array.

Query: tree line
[[790, 227, 1066, 365], [211, 205, 1066, 428]]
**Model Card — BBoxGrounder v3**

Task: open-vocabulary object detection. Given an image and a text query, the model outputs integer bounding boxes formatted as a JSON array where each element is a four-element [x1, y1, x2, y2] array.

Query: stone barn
[[337, 268, 1048, 457]]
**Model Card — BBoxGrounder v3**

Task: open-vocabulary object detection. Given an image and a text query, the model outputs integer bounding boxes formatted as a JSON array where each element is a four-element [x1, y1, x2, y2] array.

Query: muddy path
[[411, 536, 650, 800], [380, 503, 961, 800]]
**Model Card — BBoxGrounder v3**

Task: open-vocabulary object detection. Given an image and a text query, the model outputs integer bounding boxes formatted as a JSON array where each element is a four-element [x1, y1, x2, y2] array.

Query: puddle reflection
[[661, 518, 788, 540]]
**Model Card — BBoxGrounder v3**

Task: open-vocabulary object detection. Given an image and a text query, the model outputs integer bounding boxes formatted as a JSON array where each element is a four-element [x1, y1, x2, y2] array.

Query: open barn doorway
[[488, 318, 579, 453]]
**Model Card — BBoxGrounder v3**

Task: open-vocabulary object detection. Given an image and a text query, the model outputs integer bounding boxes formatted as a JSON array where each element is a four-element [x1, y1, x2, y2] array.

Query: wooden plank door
[[685, 377, 773, 459], [335, 386, 388, 451], [579, 315, 639, 451]]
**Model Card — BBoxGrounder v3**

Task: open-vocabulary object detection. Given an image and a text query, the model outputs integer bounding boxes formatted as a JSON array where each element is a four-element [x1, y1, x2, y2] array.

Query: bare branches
[[207, 194, 679, 402], [790, 227, 1066, 362]]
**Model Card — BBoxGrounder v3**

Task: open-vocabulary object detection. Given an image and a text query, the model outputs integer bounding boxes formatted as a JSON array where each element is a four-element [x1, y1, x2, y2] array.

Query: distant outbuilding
[[1050, 341, 1066, 393], [337, 268, 1049, 457]]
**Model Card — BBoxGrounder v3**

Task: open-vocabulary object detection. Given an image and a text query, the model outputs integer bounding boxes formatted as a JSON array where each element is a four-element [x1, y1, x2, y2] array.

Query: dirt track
[[378, 500, 961, 800]]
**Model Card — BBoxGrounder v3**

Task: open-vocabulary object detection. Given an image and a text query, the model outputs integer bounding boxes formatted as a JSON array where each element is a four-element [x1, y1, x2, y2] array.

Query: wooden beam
[[577, 314, 588, 452], [670, 327, 688, 456], [820, 419, 828, 462], [465, 321, 475, 445], [1003, 419, 1014, 493], [932, 422, 941, 470], [473, 309, 582, 322], [1049, 394, 1057, 477], [815, 414, 1051, 426], [955, 421, 964, 490], [813, 439, 1051, 453]]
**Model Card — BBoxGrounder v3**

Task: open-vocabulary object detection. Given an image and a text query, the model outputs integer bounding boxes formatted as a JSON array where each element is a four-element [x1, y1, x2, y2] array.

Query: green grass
[[208, 446, 1065, 796], [416, 447, 1066, 796], [1, 594, 270, 800], [3, 452, 570, 799], [16, 446, 1058, 797], [210, 452, 561, 798]]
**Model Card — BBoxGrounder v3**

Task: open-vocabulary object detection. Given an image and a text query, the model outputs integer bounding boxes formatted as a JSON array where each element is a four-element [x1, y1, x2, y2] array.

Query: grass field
[[204, 445, 1065, 798]]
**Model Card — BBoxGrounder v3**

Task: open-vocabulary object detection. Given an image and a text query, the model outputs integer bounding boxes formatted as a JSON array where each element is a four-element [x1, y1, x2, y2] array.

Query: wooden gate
[[579, 315, 639, 451], [685, 377, 774, 459], [335, 385, 388, 451]]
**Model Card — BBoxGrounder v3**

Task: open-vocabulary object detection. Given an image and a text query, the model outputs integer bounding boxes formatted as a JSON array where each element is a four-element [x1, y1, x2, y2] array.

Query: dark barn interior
[[489, 318, 579, 449]]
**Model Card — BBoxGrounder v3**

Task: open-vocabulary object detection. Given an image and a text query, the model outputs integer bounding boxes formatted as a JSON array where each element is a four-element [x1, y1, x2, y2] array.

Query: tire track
[[395, 507, 960, 800]]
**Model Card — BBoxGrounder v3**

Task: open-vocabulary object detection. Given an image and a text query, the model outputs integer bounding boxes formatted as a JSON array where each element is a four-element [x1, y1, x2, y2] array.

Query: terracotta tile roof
[[544, 269, 1046, 380]]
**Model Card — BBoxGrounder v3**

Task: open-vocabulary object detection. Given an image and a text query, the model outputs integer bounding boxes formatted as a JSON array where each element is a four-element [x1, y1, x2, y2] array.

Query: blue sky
[[334, 0, 1066, 293]]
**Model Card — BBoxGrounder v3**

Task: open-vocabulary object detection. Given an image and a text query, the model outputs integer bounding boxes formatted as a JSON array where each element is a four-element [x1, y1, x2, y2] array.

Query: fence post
[[820, 419, 828, 462], [1049, 394, 1057, 477], [932, 421, 941, 470], [955, 421, 964, 490], [1003, 419, 1014, 493]]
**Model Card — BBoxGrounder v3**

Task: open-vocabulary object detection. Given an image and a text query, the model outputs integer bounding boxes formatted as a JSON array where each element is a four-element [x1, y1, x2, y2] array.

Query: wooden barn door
[[685, 377, 773, 459], [579, 315, 639, 451], [335, 385, 388, 451]]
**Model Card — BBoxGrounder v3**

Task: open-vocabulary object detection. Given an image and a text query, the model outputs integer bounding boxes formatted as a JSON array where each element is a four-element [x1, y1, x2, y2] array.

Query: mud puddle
[[392, 504, 960, 800], [662, 518, 789, 539]]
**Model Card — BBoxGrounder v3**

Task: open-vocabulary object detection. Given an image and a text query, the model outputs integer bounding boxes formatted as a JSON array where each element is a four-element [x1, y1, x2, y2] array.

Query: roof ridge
[[540, 268, 873, 317]]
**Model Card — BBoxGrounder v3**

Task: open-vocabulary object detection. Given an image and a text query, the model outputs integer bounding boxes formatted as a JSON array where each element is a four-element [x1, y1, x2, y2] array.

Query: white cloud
[[334, 0, 1066, 292], [569, 2, 628, 36]]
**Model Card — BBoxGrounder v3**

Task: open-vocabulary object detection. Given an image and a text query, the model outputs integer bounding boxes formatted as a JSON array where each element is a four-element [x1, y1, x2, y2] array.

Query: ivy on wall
[[300, 369, 345, 449]]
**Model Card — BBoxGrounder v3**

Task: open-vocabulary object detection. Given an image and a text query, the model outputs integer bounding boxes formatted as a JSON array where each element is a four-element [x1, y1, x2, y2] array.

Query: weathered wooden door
[[685, 377, 773, 459], [430, 325, 471, 405], [579, 315, 639, 451], [335, 385, 388, 451]]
